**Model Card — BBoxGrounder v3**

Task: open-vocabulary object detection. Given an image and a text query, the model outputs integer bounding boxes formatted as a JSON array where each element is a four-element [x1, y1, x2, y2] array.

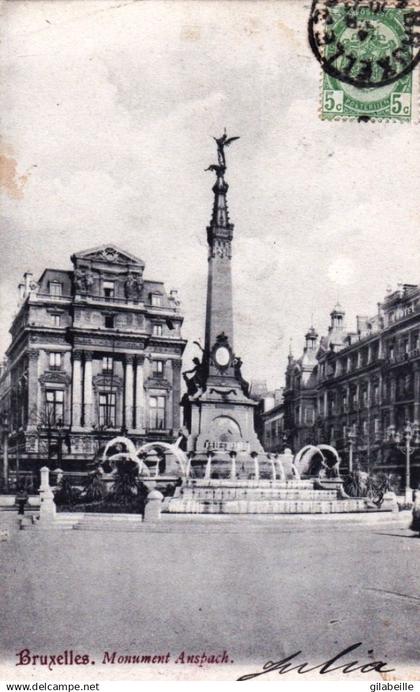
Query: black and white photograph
[[0, 0, 419, 685]]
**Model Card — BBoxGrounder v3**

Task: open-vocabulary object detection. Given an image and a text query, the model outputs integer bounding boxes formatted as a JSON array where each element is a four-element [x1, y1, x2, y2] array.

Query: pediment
[[71, 244, 145, 269]]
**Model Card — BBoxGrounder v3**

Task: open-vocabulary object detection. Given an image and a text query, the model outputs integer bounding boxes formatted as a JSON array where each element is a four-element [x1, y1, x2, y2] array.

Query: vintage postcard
[[1, 0, 419, 687]]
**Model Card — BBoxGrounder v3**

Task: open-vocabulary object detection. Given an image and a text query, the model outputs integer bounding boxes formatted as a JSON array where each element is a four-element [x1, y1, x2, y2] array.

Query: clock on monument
[[214, 345, 231, 368]]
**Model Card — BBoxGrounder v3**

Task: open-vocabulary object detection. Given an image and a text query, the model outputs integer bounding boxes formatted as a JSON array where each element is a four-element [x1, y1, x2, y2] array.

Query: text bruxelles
[[16, 649, 231, 670]]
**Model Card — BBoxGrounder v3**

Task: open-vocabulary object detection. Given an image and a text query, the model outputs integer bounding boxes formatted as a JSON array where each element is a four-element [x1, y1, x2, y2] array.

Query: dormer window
[[49, 281, 62, 297], [103, 281, 115, 298], [151, 294, 162, 307]]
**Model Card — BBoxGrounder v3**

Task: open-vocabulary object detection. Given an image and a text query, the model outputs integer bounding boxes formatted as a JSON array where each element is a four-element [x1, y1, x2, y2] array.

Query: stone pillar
[[390, 377, 397, 426], [144, 488, 164, 522], [230, 451, 237, 479], [72, 351, 83, 428], [83, 352, 93, 428], [27, 350, 39, 428], [135, 358, 144, 430], [2, 432, 8, 488], [125, 355, 134, 430], [414, 363, 420, 422], [205, 451, 214, 479], [165, 359, 173, 431], [172, 359, 182, 431], [38, 466, 56, 523]]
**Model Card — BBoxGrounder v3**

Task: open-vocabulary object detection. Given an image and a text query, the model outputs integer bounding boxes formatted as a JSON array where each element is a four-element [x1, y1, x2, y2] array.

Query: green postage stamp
[[308, 1, 419, 122]]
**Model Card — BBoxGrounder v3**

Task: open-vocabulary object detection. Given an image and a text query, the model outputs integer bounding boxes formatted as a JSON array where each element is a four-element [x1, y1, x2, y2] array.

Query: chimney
[[356, 315, 369, 336], [23, 272, 33, 297], [18, 282, 25, 301]]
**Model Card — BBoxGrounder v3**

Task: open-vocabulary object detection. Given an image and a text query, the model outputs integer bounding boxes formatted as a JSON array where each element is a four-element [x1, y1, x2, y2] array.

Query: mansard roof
[[71, 244, 145, 268]]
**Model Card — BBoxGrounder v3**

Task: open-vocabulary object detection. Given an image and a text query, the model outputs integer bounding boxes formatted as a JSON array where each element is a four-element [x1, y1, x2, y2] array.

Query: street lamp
[[56, 418, 63, 468], [347, 428, 356, 474], [386, 421, 420, 503]]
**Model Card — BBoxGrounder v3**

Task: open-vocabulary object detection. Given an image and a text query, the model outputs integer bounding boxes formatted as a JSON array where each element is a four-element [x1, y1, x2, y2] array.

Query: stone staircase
[[166, 478, 386, 515]]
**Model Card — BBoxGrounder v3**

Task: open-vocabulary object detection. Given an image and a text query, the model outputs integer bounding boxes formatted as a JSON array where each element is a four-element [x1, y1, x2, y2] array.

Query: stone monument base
[[166, 478, 395, 515]]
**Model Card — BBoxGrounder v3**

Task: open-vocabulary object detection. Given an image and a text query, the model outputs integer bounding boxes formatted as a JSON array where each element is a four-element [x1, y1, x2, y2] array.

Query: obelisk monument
[[182, 132, 267, 470]]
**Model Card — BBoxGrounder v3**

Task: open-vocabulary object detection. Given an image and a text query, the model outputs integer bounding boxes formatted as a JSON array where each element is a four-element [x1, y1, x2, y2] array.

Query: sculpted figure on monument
[[205, 129, 240, 175], [183, 342, 208, 398], [183, 357, 206, 398], [74, 268, 94, 294], [213, 130, 240, 169], [233, 356, 250, 397], [125, 273, 143, 300]]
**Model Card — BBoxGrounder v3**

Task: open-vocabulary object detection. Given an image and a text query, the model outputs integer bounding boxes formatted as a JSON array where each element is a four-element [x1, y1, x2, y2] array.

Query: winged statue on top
[[205, 129, 240, 176]]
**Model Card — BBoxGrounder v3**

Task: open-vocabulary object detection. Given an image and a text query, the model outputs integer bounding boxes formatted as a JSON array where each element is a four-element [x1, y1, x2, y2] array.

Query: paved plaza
[[1, 511, 419, 680]]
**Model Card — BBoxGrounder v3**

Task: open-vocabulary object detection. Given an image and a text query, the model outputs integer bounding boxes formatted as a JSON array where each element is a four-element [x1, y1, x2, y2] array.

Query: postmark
[[308, 0, 420, 121]]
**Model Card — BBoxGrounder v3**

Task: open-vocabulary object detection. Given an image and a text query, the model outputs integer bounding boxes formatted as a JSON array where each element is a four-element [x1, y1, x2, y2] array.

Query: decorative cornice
[[39, 371, 71, 385], [144, 377, 171, 391], [92, 373, 123, 390]]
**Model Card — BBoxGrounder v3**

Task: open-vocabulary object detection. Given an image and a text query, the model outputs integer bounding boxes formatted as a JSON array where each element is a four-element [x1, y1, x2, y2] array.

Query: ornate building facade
[[263, 284, 420, 488], [0, 244, 186, 485]]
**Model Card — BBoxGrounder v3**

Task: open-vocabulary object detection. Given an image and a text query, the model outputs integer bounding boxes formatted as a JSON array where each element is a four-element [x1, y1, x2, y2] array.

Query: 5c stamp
[[308, 0, 419, 121]]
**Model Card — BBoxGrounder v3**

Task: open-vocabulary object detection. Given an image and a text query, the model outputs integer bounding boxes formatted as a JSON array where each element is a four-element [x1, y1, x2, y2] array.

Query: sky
[[0, 0, 419, 389]]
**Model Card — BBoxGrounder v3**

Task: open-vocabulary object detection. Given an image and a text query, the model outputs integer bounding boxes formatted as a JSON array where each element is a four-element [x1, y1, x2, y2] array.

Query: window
[[151, 294, 162, 307], [102, 356, 113, 372], [49, 352, 62, 370], [362, 388, 368, 407], [45, 389, 64, 424], [103, 281, 115, 298], [52, 314, 61, 327], [104, 314, 115, 329], [374, 418, 380, 436], [152, 323, 163, 337], [49, 281, 62, 297], [99, 392, 116, 427], [152, 360, 164, 378], [149, 395, 166, 429], [304, 409, 314, 425]]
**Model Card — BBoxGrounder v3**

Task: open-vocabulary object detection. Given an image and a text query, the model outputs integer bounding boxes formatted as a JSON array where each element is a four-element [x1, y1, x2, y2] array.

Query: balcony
[[33, 292, 71, 304]]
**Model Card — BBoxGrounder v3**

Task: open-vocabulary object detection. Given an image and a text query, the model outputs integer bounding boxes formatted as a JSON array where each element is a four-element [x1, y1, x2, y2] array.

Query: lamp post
[[56, 418, 63, 468], [386, 421, 420, 503], [347, 429, 356, 474]]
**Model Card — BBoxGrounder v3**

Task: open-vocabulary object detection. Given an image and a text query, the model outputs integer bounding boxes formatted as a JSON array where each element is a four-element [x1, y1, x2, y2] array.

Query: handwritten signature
[[237, 642, 395, 681]]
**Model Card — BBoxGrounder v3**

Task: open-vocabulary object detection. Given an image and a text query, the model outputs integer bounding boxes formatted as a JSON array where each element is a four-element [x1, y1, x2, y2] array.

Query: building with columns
[[0, 244, 186, 485], [262, 283, 420, 489]]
